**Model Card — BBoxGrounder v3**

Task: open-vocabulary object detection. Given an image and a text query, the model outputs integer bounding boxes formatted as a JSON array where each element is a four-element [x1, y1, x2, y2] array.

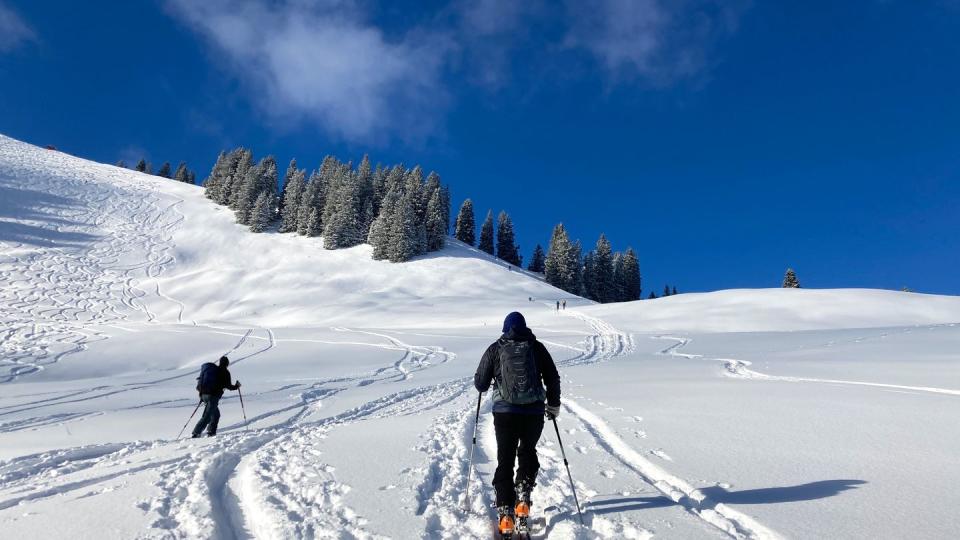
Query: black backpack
[[497, 340, 546, 404], [196, 362, 219, 394]]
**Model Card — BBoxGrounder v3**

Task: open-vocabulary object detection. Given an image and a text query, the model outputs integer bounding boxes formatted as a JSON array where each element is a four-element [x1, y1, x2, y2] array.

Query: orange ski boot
[[497, 505, 515, 539]]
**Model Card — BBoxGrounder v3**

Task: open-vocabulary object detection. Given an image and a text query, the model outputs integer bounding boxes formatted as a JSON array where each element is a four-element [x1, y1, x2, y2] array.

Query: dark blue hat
[[502, 312, 527, 333]]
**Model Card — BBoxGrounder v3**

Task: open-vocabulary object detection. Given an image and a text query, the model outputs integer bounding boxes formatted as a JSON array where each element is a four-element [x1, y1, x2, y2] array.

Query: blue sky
[[1, 0, 958, 295]]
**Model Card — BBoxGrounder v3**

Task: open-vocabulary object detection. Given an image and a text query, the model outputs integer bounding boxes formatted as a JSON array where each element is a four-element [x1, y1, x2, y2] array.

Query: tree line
[[118, 158, 197, 184], [201, 148, 451, 262], [452, 200, 642, 303]]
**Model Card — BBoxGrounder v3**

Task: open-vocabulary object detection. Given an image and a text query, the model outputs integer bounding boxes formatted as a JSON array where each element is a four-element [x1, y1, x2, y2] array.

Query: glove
[[545, 404, 560, 419], [235, 381, 242, 388]]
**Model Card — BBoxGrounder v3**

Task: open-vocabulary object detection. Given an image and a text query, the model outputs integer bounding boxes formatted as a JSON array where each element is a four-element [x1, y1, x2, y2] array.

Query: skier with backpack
[[474, 312, 561, 539], [191, 356, 241, 438]]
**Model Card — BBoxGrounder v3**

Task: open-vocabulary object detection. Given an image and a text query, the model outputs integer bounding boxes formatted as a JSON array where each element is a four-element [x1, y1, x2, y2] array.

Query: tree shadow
[[0, 185, 99, 248]]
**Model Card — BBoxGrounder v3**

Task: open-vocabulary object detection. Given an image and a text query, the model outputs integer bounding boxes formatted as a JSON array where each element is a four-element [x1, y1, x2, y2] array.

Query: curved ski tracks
[[656, 335, 960, 397]]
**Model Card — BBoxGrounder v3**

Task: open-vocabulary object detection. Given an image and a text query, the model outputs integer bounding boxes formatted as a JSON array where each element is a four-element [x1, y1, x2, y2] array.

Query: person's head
[[502, 312, 527, 334], [219, 356, 230, 368]]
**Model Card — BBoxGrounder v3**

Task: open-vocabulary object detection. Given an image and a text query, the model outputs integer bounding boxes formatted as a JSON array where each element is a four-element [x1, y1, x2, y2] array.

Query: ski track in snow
[[655, 334, 960, 397], [0, 139, 185, 382]]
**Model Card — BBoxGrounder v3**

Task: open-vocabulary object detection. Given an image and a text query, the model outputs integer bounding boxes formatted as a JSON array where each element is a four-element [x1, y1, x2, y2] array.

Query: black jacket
[[474, 327, 561, 414], [200, 365, 239, 397]]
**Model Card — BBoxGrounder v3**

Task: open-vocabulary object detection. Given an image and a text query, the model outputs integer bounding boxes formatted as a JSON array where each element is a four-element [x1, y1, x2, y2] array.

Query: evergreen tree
[[372, 164, 387, 215], [389, 195, 424, 262], [280, 159, 298, 212], [425, 188, 446, 251], [296, 171, 323, 235], [157, 162, 172, 178], [116, 160, 127, 168], [323, 168, 363, 249], [236, 156, 278, 225], [621, 248, 641, 301], [305, 207, 322, 237], [249, 192, 276, 233], [545, 223, 579, 293], [783, 268, 801, 288], [369, 187, 399, 259], [355, 156, 375, 236], [570, 240, 583, 296], [664, 284, 671, 297], [173, 162, 190, 183], [592, 234, 614, 303], [527, 244, 546, 273], [439, 184, 451, 235], [648, 291, 658, 299], [496, 211, 522, 265], [227, 150, 253, 209], [455, 199, 476, 245], [672, 286, 678, 296], [611, 252, 625, 302], [279, 169, 306, 233], [135, 159, 147, 173], [188, 170, 196, 184], [582, 251, 597, 301], [478, 210, 495, 255]]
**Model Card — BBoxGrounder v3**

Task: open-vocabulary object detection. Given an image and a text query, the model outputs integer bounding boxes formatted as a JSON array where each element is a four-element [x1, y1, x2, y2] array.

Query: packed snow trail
[[656, 335, 960, 396]]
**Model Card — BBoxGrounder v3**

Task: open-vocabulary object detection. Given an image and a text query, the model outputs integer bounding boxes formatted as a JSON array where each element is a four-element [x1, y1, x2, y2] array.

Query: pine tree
[[280, 159, 299, 213], [672, 286, 678, 296], [425, 188, 446, 251], [280, 169, 306, 233], [582, 251, 597, 301], [545, 224, 580, 293], [439, 184, 451, 235], [305, 207, 322, 237], [389, 195, 423, 262], [478, 210, 495, 255], [174, 162, 190, 183], [783, 268, 801, 288], [372, 164, 387, 216], [157, 162, 172, 178], [356, 155, 375, 236], [227, 150, 253, 208], [135, 159, 147, 173], [369, 187, 399, 260], [455, 199, 476, 245], [593, 234, 614, 303], [116, 160, 127, 168], [611, 252, 626, 302], [496, 211, 522, 265], [249, 192, 276, 233], [527, 244, 546, 273], [323, 169, 363, 249], [188, 170, 196, 184], [664, 284, 671, 297], [235, 161, 263, 225], [648, 291, 658, 299], [621, 248, 641, 301]]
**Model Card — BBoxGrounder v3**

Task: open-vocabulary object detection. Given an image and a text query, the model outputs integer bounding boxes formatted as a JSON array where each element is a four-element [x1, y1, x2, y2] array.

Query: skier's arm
[[535, 342, 561, 406], [474, 343, 497, 392], [224, 369, 240, 391]]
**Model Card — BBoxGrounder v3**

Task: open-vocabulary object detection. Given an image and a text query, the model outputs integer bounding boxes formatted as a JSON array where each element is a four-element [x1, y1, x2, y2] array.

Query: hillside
[[1, 134, 958, 539]]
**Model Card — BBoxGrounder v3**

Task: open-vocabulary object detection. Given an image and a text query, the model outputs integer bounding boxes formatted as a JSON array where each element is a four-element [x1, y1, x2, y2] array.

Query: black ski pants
[[192, 394, 221, 436], [493, 412, 544, 507]]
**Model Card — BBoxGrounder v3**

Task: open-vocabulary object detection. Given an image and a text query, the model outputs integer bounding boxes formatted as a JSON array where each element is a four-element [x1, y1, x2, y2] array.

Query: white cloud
[[563, 0, 744, 84], [166, 0, 451, 143], [0, 2, 36, 52]]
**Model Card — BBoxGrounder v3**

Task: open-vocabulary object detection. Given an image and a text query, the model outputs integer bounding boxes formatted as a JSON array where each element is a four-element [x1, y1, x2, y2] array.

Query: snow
[[1, 133, 959, 539]]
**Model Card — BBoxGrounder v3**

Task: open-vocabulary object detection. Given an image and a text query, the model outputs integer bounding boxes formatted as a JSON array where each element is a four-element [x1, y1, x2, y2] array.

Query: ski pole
[[176, 400, 202, 439], [463, 391, 483, 512], [237, 386, 249, 430], [552, 415, 584, 525]]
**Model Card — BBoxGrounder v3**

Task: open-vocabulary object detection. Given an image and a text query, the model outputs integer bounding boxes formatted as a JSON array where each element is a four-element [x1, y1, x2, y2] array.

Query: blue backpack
[[196, 362, 219, 394]]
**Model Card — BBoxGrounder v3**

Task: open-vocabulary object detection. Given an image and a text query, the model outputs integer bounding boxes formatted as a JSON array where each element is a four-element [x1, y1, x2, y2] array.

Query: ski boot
[[497, 505, 515, 539], [514, 482, 533, 537]]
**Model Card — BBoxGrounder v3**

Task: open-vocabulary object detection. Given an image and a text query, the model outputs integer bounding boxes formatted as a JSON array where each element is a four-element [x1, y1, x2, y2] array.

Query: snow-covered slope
[[1, 134, 958, 540]]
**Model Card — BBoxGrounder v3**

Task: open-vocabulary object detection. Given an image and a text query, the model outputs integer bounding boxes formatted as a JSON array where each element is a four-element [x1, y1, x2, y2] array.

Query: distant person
[[562, 300, 566, 310], [192, 356, 241, 438], [474, 312, 561, 537], [555, 300, 560, 312]]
